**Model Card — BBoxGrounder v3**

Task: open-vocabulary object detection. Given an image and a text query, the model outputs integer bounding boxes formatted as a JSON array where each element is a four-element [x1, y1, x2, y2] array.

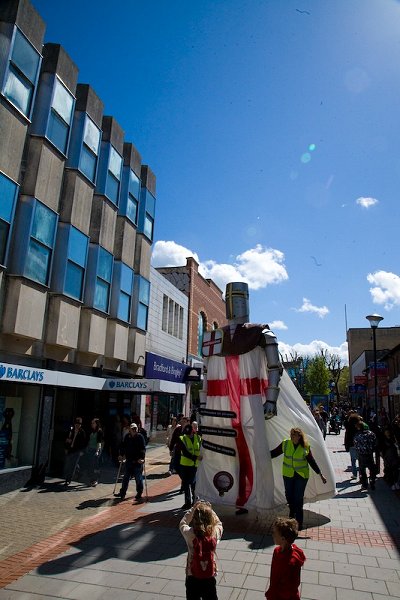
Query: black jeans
[[120, 461, 144, 497], [185, 575, 217, 600], [358, 454, 376, 488], [283, 472, 308, 526], [180, 465, 197, 506]]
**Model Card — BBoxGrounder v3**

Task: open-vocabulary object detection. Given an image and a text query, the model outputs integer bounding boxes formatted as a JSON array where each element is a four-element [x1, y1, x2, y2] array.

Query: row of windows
[[0, 173, 150, 330], [162, 295, 184, 340], [0, 26, 155, 241]]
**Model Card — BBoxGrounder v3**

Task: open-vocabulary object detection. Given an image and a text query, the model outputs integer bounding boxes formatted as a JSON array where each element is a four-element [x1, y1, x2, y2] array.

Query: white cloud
[[268, 320, 288, 331], [278, 340, 348, 364], [295, 298, 329, 319], [367, 270, 400, 310], [356, 196, 379, 209], [151, 240, 200, 267], [152, 241, 288, 292]]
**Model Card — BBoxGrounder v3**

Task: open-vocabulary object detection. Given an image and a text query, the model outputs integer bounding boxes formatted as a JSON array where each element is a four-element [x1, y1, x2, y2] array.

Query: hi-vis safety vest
[[282, 439, 310, 479], [180, 434, 201, 467]]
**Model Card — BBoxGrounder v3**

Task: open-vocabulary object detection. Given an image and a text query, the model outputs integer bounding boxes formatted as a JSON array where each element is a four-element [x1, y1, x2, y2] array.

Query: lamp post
[[365, 313, 384, 419]]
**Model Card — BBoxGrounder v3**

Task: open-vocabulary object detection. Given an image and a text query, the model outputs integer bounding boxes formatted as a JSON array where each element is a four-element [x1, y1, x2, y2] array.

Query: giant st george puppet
[[196, 282, 335, 515]]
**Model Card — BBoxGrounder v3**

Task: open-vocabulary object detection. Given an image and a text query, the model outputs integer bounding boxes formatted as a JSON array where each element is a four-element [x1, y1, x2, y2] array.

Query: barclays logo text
[[0, 365, 44, 382]]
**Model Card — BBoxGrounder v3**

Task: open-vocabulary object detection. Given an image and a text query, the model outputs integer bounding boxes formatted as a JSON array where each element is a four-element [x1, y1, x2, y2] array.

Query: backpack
[[191, 535, 217, 579], [354, 430, 376, 455]]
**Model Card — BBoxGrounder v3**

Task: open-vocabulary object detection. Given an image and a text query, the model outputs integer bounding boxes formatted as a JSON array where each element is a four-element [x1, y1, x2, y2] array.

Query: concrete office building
[[0, 0, 157, 490]]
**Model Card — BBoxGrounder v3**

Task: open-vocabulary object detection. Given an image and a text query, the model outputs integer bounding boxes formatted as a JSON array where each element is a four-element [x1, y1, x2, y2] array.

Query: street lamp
[[365, 313, 384, 418]]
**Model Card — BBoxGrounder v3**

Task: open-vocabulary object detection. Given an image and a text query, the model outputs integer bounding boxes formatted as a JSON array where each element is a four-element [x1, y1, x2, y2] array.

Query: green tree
[[304, 355, 330, 396]]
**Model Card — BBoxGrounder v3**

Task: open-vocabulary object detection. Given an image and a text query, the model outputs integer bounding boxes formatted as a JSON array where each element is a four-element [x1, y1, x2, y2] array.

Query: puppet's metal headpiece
[[225, 282, 249, 321]]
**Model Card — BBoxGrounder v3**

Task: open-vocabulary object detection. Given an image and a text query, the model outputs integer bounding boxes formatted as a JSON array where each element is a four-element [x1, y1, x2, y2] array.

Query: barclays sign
[[103, 378, 155, 392], [0, 364, 44, 382]]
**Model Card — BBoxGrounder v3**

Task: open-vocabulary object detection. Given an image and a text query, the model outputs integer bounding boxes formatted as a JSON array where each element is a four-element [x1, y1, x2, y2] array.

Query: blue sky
[[33, 0, 400, 363]]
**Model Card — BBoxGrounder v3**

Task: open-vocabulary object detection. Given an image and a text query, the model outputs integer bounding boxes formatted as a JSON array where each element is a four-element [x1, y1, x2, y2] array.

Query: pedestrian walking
[[63, 417, 87, 486], [179, 500, 223, 600], [270, 427, 327, 530], [85, 417, 103, 486], [114, 422, 146, 501], [265, 517, 306, 600], [344, 411, 361, 479], [353, 420, 377, 490], [179, 422, 202, 510]]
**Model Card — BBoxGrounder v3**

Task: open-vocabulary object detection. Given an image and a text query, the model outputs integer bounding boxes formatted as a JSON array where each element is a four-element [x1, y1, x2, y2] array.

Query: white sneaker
[[391, 483, 399, 490]]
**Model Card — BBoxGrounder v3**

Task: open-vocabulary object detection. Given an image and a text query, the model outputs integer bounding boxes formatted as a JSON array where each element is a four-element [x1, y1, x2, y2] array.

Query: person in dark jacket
[[64, 417, 87, 486], [353, 420, 377, 490], [115, 423, 146, 501], [379, 427, 400, 487], [344, 411, 361, 479]]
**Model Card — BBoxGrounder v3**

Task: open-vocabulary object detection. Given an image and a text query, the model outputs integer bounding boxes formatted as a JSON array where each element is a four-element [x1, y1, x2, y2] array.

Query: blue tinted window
[[129, 170, 140, 199], [118, 291, 131, 322], [65, 262, 84, 299], [139, 277, 150, 304], [127, 194, 138, 224], [144, 214, 154, 240], [137, 303, 148, 330], [94, 278, 110, 312], [120, 263, 133, 294], [83, 117, 101, 153], [52, 79, 74, 125], [98, 247, 113, 281], [68, 227, 87, 266], [32, 202, 57, 247], [3, 29, 40, 117], [25, 239, 50, 284], [80, 146, 97, 181], [109, 147, 122, 178], [48, 111, 69, 153], [25, 202, 57, 285], [105, 173, 119, 204], [12, 29, 40, 83], [0, 173, 17, 222], [0, 221, 9, 265]]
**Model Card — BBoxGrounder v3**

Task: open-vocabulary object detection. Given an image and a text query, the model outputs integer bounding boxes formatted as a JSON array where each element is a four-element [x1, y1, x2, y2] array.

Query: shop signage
[[145, 352, 188, 383], [103, 378, 155, 391], [0, 364, 44, 382]]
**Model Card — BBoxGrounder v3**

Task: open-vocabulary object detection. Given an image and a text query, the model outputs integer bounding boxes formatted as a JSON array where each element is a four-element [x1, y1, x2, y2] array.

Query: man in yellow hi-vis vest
[[179, 423, 202, 510]]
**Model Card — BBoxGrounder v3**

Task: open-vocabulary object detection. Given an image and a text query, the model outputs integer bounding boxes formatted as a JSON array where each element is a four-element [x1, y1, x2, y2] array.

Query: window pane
[[47, 110, 69, 153], [144, 214, 153, 239], [144, 188, 156, 214], [32, 202, 57, 247], [120, 263, 133, 294], [162, 295, 168, 332], [127, 194, 138, 223], [108, 147, 122, 179], [79, 145, 97, 181], [25, 239, 50, 284], [0, 174, 17, 222], [98, 247, 113, 281], [129, 170, 140, 199], [105, 172, 119, 203], [52, 79, 74, 124], [68, 227, 88, 266], [65, 261, 84, 300], [3, 66, 32, 115], [137, 303, 148, 330], [117, 291, 131, 322], [94, 279, 110, 311], [83, 117, 100, 154], [139, 277, 150, 304], [12, 30, 40, 83], [0, 220, 9, 265]]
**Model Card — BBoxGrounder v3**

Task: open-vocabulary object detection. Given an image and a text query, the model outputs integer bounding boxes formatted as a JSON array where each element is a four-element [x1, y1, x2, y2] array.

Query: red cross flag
[[202, 329, 224, 357]]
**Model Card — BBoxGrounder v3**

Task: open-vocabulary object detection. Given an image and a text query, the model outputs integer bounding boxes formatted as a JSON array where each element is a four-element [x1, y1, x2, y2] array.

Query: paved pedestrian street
[[0, 431, 400, 599]]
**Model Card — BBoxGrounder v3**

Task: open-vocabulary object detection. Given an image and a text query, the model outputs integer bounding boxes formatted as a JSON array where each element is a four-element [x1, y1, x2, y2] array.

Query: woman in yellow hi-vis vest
[[271, 428, 327, 529], [179, 423, 202, 510]]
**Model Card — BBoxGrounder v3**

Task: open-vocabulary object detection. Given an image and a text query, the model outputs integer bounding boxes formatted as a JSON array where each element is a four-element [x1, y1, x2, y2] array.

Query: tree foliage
[[304, 355, 330, 396]]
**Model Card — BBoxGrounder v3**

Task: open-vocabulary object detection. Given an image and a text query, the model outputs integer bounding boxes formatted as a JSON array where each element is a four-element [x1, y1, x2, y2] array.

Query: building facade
[[145, 266, 189, 430], [0, 0, 156, 489], [156, 257, 227, 365]]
